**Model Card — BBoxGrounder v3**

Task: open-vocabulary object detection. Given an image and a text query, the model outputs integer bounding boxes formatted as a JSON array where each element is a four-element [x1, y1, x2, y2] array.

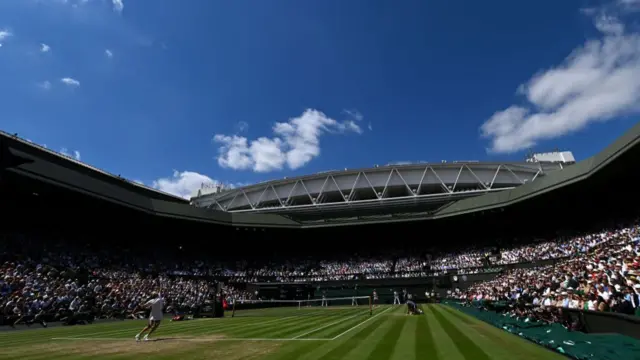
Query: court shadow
[[149, 338, 178, 342]]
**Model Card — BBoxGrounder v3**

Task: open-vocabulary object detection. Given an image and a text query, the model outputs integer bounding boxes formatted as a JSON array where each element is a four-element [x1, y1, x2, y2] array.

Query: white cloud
[[152, 170, 219, 199], [0, 30, 11, 40], [112, 0, 124, 13], [60, 148, 81, 161], [618, 0, 640, 13], [105, 49, 113, 58], [480, 13, 640, 153], [0, 29, 12, 46], [40, 43, 50, 53], [594, 14, 625, 35], [38, 81, 52, 90], [619, 0, 640, 6], [213, 109, 363, 172], [60, 77, 80, 87], [235, 121, 249, 133], [343, 109, 364, 122]]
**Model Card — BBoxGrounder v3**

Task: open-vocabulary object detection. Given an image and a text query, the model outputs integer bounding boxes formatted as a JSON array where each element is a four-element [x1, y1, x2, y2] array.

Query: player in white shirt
[[135, 293, 165, 342], [393, 290, 400, 305]]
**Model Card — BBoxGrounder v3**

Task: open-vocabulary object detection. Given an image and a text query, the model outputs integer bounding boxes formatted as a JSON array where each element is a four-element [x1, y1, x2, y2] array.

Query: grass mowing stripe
[[232, 320, 304, 338], [291, 312, 363, 339], [154, 341, 252, 360], [217, 315, 317, 338], [269, 313, 348, 338], [258, 318, 365, 360], [57, 319, 234, 339], [366, 316, 405, 360], [415, 305, 438, 360], [430, 305, 491, 360], [286, 307, 393, 360], [0, 320, 146, 338], [345, 315, 401, 360], [389, 313, 416, 360], [329, 306, 395, 340], [438, 305, 565, 360], [258, 315, 346, 339], [308, 315, 373, 339], [262, 341, 325, 360], [304, 316, 388, 360], [77, 320, 226, 339], [35, 318, 252, 342], [436, 306, 527, 360], [423, 306, 465, 360]]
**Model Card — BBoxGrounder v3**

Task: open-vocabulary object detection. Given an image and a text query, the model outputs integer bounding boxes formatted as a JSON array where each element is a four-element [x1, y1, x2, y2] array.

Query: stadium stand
[[3, 127, 640, 360], [3, 219, 640, 326]]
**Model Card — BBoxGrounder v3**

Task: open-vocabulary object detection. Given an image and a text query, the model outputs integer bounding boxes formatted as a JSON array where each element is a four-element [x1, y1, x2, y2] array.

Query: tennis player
[[406, 299, 418, 315], [406, 295, 423, 315], [134, 292, 165, 342], [393, 290, 400, 305]]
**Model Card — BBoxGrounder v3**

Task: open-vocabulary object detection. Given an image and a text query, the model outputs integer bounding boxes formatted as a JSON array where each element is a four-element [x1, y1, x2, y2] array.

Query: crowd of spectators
[[3, 219, 640, 328], [0, 235, 221, 328], [305, 258, 394, 281], [454, 224, 640, 318]]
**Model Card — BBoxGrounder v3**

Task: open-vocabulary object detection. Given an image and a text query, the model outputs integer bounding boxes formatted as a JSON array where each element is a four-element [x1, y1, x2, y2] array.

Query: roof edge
[[432, 121, 640, 219]]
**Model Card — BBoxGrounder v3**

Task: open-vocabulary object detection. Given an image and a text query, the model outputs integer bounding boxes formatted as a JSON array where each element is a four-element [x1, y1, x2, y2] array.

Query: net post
[[369, 296, 372, 316]]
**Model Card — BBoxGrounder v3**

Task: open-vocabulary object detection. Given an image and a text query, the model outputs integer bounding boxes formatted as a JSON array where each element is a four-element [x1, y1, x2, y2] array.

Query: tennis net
[[230, 296, 372, 317]]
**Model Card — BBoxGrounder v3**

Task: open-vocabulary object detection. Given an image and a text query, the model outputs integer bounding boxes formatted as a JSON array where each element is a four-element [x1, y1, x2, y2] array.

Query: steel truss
[[192, 162, 562, 213]]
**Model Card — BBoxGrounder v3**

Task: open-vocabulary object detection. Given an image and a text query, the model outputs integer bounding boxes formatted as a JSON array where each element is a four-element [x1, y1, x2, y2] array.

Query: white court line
[[51, 337, 330, 342], [57, 317, 238, 339], [49, 313, 313, 340], [227, 315, 297, 329], [330, 306, 394, 340], [290, 312, 363, 340]]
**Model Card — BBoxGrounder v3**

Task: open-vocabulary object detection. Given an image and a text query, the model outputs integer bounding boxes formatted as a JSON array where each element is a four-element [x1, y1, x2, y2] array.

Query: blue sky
[[1, 0, 640, 198]]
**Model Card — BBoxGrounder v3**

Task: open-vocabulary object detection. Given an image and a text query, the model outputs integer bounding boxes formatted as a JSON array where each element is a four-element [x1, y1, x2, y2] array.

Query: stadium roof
[[1, 121, 639, 228], [0, 130, 188, 204], [192, 161, 564, 215], [432, 122, 640, 219], [0, 131, 300, 228]]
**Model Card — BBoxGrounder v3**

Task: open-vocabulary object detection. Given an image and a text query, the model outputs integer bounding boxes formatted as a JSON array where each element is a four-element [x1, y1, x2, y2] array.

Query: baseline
[[51, 337, 331, 342]]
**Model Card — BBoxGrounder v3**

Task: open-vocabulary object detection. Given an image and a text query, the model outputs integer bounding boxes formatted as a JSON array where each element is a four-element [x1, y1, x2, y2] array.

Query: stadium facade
[[1, 121, 640, 229]]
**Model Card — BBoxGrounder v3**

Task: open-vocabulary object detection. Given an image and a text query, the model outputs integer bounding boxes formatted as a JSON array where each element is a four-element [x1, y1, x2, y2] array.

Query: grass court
[[0, 304, 566, 359]]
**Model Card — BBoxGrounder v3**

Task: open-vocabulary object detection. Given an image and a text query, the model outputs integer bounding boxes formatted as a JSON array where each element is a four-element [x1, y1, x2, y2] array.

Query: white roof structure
[[192, 161, 566, 215], [527, 151, 576, 164]]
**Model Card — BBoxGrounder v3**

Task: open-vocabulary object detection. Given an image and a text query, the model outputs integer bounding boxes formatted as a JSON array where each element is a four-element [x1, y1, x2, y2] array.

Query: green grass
[[0, 305, 566, 359]]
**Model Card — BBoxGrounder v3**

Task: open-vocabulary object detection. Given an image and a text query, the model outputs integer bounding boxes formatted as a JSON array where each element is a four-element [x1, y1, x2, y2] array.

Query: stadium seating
[[2, 220, 640, 328], [455, 223, 640, 317]]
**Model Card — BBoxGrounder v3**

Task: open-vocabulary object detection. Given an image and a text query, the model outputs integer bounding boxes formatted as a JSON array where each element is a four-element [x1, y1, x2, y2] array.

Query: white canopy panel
[[192, 162, 563, 213]]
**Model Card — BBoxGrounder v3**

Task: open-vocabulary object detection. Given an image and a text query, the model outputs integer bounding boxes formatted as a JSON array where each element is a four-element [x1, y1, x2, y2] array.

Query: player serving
[[134, 292, 165, 342]]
